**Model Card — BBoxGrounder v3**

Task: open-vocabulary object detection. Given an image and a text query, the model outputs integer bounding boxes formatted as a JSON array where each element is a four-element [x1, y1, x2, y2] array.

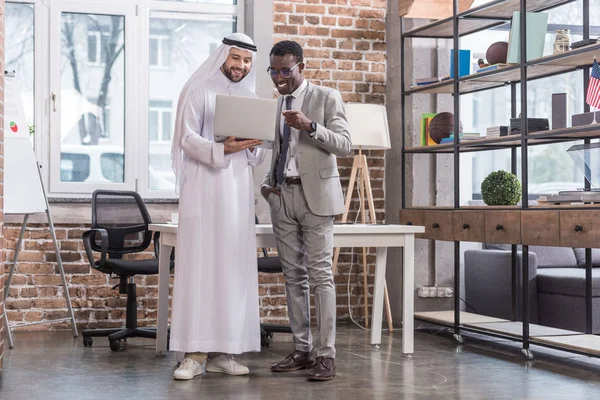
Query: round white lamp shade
[[344, 103, 391, 150]]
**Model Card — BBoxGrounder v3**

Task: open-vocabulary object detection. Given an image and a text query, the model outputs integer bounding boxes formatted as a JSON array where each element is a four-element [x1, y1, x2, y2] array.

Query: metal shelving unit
[[401, 0, 599, 359]]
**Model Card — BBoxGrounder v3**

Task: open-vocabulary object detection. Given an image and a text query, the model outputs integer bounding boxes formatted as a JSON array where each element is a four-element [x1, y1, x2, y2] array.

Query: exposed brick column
[[272, 0, 387, 321]]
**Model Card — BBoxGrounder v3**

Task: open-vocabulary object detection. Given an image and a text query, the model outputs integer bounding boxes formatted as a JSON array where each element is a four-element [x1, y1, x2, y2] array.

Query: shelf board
[[404, 123, 600, 154], [415, 310, 507, 325], [466, 321, 580, 338], [403, 0, 575, 38], [406, 43, 600, 96], [531, 335, 600, 356]]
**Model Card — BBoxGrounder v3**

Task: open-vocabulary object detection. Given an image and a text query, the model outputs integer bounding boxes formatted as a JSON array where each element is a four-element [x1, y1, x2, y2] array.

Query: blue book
[[450, 49, 471, 78]]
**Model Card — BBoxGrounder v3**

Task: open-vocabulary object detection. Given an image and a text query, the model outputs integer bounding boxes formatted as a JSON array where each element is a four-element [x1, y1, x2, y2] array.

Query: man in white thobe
[[170, 33, 266, 380]]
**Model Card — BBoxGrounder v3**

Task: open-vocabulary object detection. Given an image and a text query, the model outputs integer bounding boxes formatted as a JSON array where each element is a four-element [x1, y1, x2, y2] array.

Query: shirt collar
[[288, 79, 308, 99]]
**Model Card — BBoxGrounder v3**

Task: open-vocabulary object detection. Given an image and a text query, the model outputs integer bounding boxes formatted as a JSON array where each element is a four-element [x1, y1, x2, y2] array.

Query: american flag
[[586, 59, 600, 109]]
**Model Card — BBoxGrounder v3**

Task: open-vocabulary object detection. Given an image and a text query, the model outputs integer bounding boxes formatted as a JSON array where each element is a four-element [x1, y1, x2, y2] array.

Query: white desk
[[149, 223, 424, 356]]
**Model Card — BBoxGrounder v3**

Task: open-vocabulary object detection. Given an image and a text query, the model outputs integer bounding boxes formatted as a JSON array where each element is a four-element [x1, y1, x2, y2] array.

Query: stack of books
[[439, 132, 481, 143], [486, 126, 509, 137]]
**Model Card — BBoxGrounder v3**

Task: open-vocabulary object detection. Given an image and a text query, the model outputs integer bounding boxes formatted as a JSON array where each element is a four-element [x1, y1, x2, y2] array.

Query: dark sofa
[[465, 244, 600, 333]]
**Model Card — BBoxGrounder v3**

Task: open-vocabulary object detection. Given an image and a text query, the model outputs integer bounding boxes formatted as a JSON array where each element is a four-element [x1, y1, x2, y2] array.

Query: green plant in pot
[[481, 170, 522, 206]]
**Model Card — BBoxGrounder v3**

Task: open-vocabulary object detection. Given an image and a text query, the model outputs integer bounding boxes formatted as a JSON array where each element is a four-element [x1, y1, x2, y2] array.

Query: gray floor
[[1, 324, 600, 400]]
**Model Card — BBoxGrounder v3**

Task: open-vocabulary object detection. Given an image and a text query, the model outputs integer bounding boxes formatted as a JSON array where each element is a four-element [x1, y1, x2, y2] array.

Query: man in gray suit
[[261, 40, 352, 381]]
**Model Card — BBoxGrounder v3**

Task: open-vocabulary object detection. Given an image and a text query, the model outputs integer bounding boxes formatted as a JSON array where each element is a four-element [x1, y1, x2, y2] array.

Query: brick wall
[[4, 1, 389, 333], [273, 0, 388, 322], [0, 0, 5, 369]]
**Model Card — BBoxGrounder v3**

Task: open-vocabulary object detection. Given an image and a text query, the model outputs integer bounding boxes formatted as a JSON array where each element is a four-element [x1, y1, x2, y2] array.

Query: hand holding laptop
[[223, 136, 263, 154]]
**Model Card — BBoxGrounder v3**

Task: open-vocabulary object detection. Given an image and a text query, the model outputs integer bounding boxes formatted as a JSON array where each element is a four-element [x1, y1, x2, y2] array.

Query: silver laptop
[[214, 94, 277, 149]]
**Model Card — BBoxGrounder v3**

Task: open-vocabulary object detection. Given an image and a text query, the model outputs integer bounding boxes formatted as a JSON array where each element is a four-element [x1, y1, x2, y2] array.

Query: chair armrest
[[152, 231, 175, 268], [82, 228, 108, 269], [153, 231, 160, 258]]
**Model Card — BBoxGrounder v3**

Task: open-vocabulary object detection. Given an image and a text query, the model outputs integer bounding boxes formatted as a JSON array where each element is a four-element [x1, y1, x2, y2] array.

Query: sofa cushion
[[537, 268, 600, 297], [573, 248, 600, 268], [529, 246, 577, 268], [484, 244, 577, 268]]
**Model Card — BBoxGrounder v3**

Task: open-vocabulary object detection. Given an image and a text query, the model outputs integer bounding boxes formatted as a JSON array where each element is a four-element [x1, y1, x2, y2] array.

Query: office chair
[[82, 190, 168, 351], [256, 215, 293, 346]]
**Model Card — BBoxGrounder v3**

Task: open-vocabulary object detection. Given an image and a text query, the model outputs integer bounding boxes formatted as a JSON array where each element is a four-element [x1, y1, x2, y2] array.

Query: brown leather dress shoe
[[307, 356, 335, 381], [271, 350, 315, 372]]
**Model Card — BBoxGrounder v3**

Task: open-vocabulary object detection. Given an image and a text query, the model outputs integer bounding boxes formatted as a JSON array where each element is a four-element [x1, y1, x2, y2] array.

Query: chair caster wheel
[[83, 337, 93, 347], [261, 331, 273, 347], [109, 340, 121, 352]]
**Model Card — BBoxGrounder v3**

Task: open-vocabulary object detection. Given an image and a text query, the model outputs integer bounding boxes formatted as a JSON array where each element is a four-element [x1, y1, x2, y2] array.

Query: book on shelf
[[506, 12, 549, 63], [420, 113, 437, 146], [476, 63, 509, 73], [439, 132, 481, 143], [413, 76, 451, 86], [486, 126, 509, 137]]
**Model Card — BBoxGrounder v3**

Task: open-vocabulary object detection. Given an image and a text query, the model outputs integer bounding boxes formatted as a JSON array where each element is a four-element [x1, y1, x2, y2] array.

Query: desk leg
[[156, 239, 172, 355], [371, 247, 387, 347], [402, 234, 415, 355]]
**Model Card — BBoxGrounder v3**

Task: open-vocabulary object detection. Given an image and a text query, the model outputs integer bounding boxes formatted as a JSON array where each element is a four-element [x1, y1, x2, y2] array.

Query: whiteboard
[[5, 136, 47, 214], [4, 75, 47, 214]]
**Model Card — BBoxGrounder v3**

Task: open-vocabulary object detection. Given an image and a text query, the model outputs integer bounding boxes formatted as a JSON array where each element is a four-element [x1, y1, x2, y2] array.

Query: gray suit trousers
[[267, 182, 336, 358]]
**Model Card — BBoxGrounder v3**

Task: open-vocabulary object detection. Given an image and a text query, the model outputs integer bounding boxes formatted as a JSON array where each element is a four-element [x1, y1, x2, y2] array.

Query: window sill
[[5, 199, 179, 225]]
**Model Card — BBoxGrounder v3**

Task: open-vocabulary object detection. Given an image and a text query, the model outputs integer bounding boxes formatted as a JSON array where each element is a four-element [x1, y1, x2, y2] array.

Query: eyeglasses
[[267, 62, 301, 78]]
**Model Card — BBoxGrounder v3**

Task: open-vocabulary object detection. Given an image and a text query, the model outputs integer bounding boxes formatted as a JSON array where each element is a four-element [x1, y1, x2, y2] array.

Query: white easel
[[2, 72, 78, 347]]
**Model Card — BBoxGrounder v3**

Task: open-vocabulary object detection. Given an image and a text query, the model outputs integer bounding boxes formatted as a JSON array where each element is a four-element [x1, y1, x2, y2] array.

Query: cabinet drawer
[[399, 209, 425, 239], [453, 211, 484, 242], [424, 211, 454, 241], [521, 211, 560, 246], [560, 211, 600, 248], [484, 210, 521, 244]]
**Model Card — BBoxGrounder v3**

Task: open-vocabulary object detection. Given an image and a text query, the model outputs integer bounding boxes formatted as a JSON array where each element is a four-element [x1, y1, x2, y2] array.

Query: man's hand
[[261, 185, 280, 199], [282, 110, 312, 132], [223, 137, 263, 154]]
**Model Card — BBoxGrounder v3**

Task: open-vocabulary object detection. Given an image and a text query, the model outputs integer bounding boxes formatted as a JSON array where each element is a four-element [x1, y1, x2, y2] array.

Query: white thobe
[[170, 69, 266, 354]]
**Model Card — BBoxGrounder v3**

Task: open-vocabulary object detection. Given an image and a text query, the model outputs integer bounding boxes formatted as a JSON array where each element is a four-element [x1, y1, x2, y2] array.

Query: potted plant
[[481, 170, 522, 206]]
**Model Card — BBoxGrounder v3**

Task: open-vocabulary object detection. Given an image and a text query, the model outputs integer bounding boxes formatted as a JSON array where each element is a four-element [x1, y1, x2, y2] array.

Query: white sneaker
[[173, 358, 206, 380], [205, 354, 249, 375]]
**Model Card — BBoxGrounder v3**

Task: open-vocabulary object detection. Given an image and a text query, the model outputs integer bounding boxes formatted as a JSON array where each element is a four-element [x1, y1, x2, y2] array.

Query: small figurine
[[478, 58, 490, 68]]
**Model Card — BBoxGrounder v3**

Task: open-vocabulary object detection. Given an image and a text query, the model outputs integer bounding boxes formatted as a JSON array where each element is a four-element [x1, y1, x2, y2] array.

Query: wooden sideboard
[[400, 207, 600, 248]]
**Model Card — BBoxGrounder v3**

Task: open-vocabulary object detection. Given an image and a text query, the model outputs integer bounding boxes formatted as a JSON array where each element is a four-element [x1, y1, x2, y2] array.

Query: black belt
[[284, 177, 302, 185]]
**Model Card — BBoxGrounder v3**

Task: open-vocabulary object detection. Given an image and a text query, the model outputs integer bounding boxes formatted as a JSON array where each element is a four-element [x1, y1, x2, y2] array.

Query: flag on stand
[[586, 58, 600, 109]]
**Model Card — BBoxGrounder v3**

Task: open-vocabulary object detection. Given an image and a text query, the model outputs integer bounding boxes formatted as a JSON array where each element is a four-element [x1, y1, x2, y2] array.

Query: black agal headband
[[222, 37, 257, 52]]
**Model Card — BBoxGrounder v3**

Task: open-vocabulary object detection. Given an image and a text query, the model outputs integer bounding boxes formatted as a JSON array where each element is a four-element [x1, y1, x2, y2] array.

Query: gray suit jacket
[[262, 81, 352, 216]]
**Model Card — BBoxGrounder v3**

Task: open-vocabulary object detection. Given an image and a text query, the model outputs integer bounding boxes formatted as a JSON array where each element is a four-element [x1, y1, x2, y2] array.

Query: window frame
[[12, 0, 246, 198], [137, 0, 245, 198], [148, 100, 173, 143]]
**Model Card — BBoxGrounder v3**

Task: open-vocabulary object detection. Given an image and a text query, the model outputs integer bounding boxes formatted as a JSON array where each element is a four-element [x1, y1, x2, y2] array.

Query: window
[[461, 0, 600, 203], [150, 34, 172, 68], [146, 11, 237, 192], [149, 100, 173, 142], [14, 0, 246, 197], [86, 23, 114, 66]]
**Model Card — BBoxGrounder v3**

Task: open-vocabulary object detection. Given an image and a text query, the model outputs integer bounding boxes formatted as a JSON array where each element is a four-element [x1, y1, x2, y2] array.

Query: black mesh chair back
[[91, 190, 152, 258]]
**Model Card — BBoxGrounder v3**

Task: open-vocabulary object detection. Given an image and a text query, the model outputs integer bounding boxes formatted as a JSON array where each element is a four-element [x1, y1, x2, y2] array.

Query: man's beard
[[222, 64, 248, 82]]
